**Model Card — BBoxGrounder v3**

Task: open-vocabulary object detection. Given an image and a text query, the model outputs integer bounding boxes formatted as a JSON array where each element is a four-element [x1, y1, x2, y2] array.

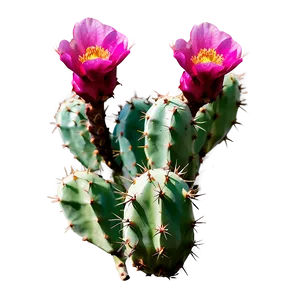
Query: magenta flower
[[57, 18, 130, 101], [173, 22, 242, 101]]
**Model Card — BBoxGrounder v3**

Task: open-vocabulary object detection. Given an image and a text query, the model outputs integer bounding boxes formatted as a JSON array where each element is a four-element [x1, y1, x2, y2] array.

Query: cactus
[[122, 169, 197, 277], [52, 18, 246, 281], [112, 97, 152, 177], [55, 94, 102, 171], [144, 96, 200, 180]]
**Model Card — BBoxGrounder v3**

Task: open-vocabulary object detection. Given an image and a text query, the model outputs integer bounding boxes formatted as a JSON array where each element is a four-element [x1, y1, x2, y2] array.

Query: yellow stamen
[[79, 46, 110, 63], [191, 48, 224, 65]]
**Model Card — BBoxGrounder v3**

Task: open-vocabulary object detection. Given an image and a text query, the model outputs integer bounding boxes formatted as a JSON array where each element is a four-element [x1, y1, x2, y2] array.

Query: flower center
[[79, 46, 110, 63], [191, 48, 224, 65]]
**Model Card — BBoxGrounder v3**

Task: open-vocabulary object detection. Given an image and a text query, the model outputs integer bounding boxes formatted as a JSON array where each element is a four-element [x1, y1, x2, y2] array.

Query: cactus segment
[[57, 170, 124, 253], [123, 169, 195, 277], [55, 95, 102, 171]]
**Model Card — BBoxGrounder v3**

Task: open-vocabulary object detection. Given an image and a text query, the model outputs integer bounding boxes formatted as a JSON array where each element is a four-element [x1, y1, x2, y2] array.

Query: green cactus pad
[[194, 102, 216, 153], [123, 169, 196, 278], [112, 97, 152, 176], [144, 96, 200, 180], [55, 95, 102, 171], [205, 73, 241, 152], [57, 170, 129, 280]]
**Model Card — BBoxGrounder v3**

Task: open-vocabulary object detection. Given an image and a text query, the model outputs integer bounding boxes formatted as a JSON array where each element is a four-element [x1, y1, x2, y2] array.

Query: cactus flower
[[57, 18, 130, 101], [173, 22, 242, 101]]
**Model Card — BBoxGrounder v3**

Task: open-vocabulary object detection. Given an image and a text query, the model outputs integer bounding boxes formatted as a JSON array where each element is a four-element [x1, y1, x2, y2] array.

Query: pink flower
[[173, 22, 242, 101], [57, 18, 130, 101], [72, 69, 118, 102]]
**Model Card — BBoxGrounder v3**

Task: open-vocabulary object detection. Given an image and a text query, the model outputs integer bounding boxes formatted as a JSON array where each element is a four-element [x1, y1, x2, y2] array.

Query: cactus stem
[[112, 255, 130, 281]]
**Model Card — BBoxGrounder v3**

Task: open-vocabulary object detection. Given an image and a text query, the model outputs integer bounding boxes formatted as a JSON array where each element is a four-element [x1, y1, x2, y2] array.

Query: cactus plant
[[51, 18, 246, 281]]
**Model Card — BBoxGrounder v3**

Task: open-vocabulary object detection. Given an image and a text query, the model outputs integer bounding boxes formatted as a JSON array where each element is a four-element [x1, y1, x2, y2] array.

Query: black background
[[38, 1, 297, 288]]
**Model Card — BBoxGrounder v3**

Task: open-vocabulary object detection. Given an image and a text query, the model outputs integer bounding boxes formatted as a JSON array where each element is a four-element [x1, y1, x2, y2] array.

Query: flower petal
[[179, 72, 203, 104], [115, 49, 131, 65], [170, 50, 186, 71], [59, 53, 75, 72], [69, 73, 98, 102], [58, 40, 85, 76], [227, 57, 246, 73], [72, 69, 118, 102], [193, 63, 225, 79], [83, 59, 113, 80], [190, 23, 231, 54], [73, 18, 115, 52]]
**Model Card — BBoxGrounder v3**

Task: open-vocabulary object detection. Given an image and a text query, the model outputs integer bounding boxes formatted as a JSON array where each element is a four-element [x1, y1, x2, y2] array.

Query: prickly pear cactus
[[144, 96, 200, 180], [122, 169, 198, 277], [113, 97, 152, 177], [55, 94, 102, 171]]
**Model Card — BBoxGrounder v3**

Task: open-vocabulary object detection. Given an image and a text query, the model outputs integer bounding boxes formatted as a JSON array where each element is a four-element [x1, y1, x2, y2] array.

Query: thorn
[[136, 162, 149, 173], [153, 247, 169, 259], [191, 216, 205, 232], [223, 135, 233, 147], [154, 224, 171, 239], [170, 106, 184, 114], [48, 195, 61, 203], [120, 194, 137, 206], [109, 213, 133, 231], [183, 187, 204, 210], [127, 243, 138, 257], [137, 130, 148, 141], [116, 238, 130, 252], [164, 170, 170, 184], [147, 170, 155, 182], [153, 183, 166, 203], [119, 175, 134, 183]]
